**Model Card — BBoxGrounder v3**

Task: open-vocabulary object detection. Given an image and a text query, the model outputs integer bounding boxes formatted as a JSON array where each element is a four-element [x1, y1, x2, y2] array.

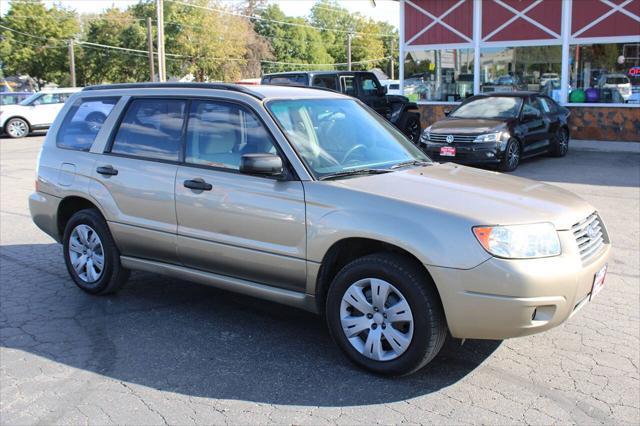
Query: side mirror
[[377, 86, 387, 96], [444, 110, 451, 117], [240, 153, 284, 177]]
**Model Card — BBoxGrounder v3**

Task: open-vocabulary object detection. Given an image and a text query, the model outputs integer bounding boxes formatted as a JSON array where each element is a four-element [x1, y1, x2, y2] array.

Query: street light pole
[[146, 17, 156, 82], [156, 0, 166, 82], [68, 39, 76, 87], [347, 33, 352, 71]]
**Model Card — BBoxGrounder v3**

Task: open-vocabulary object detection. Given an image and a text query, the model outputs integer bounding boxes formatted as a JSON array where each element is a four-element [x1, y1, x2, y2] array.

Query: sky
[[1, 0, 400, 27]]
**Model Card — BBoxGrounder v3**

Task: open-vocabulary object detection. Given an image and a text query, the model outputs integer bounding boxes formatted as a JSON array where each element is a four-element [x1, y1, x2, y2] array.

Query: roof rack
[[82, 82, 263, 100]]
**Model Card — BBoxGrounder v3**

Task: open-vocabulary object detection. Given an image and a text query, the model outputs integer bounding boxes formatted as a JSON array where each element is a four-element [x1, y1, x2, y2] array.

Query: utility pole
[[146, 17, 156, 82], [156, 0, 166, 82], [390, 38, 395, 80], [68, 39, 76, 87], [347, 33, 352, 71]]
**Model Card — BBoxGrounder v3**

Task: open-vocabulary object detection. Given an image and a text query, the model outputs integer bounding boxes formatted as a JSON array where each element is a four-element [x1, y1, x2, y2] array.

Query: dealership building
[[398, 0, 640, 141]]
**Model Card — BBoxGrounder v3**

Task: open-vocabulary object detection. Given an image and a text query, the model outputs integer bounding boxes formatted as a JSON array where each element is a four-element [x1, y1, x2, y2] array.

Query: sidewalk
[[571, 139, 640, 153]]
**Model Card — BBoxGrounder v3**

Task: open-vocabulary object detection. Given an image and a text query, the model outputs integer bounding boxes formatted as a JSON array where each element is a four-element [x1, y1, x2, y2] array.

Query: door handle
[[96, 166, 118, 176], [184, 178, 212, 191]]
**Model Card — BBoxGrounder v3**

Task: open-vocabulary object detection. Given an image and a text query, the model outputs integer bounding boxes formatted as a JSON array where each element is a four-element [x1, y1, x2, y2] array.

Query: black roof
[[82, 82, 264, 100], [262, 70, 374, 77]]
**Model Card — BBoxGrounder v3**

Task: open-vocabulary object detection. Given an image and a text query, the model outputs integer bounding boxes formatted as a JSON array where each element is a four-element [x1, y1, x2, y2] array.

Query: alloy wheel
[[507, 141, 520, 169], [558, 129, 568, 154], [7, 119, 28, 138], [68, 224, 105, 283], [340, 278, 414, 361]]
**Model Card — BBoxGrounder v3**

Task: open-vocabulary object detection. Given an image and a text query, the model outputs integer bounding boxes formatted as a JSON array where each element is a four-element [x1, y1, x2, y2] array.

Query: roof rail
[[82, 82, 263, 99]]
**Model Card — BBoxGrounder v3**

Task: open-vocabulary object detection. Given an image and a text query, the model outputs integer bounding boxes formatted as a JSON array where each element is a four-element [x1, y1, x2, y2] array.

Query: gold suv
[[30, 83, 610, 376]]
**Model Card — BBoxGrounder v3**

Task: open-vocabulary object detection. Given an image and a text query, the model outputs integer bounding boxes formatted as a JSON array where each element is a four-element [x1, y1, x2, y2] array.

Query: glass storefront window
[[480, 46, 562, 101], [569, 43, 640, 104], [402, 49, 474, 102]]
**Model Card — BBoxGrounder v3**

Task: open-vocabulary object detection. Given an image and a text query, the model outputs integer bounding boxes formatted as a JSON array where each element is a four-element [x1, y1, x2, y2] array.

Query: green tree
[[254, 4, 332, 73], [0, 0, 79, 85], [79, 8, 149, 84]]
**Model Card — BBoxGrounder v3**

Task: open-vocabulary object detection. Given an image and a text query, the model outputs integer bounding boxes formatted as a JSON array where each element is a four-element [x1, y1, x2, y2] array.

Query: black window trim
[[102, 94, 299, 181], [55, 95, 121, 152]]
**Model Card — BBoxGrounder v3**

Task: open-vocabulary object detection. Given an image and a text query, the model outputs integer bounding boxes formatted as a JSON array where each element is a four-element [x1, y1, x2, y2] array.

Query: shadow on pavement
[[0, 243, 501, 407]]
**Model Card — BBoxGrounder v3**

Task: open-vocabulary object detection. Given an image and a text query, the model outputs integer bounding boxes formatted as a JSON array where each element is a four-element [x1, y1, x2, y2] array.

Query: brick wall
[[418, 104, 640, 142]]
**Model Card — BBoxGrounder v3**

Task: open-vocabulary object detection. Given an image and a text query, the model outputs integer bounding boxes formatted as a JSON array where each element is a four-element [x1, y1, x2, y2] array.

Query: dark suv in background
[[261, 71, 422, 143]]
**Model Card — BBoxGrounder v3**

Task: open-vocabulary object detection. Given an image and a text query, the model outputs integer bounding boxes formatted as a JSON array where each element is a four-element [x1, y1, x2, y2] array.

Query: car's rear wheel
[[550, 127, 569, 157], [326, 253, 447, 376], [63, 208, 129, 295], [499, 138, 521, 172], [5, 118, 29, 138]]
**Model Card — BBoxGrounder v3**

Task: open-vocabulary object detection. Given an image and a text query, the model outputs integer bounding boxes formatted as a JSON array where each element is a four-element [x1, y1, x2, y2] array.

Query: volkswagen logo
[[446, 135, 455, 143], [586, 222, 599, 239]]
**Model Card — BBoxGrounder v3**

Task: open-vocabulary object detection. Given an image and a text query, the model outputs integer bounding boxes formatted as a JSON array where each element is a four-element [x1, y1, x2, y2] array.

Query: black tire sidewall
[[6, 118, 29, 138], [402, 114, 421, 143], [499, 138, 520, 172], [326, 254, 444, 376], [62, 209, 120, 294]]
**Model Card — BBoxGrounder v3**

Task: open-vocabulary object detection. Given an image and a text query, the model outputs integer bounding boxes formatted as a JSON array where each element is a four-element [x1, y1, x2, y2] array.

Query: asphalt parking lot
[[1, 135, 638, 425]]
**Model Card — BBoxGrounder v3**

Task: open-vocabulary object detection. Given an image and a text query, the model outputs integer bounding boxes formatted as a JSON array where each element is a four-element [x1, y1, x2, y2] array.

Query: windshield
[[450, 97, 522, 119], [18, 93, 40, 106], [267, 98, 430, 179]]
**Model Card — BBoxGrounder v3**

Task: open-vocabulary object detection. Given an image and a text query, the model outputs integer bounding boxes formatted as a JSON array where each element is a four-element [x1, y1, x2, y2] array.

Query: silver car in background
[[30, 83, 610, 376]]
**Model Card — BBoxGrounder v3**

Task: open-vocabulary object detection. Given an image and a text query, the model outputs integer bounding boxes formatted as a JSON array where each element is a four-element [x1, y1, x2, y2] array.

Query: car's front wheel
[[326, 253, 447, 376], [550, 127, 569, 157], [499, 138, 521, 172], [400, 114, 421, 145], [63, 208, 129, 295], [5, 118, 30, 138]]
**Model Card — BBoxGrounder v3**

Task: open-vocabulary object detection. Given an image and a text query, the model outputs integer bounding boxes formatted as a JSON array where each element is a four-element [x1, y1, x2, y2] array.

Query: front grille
[[572, 212, 605, 261], [428, 133, 477, 143]]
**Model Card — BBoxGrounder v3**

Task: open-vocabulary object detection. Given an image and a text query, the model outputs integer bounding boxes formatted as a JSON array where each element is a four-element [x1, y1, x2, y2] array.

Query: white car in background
[[598, 74, 632, 101], [380, 79, 403, 95], [540, 73, 560, 87], [0, 88, 80, 138]]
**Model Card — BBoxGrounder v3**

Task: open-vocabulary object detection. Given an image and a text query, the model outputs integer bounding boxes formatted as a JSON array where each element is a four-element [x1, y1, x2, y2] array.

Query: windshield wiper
[[390, 160, 432, 169], [319, 168, 392, 181]]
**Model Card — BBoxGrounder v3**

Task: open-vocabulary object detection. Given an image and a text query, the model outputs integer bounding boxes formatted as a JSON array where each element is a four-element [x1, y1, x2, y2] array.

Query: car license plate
[[590, 264, 607, 301], [440, 146, 456, 157]]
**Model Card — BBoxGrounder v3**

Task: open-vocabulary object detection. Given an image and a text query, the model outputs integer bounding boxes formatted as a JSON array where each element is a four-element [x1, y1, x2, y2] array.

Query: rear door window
[[340, 76, 356, 96], [312, 75, 337, 90], [57, 97, 119, 151], [110, 98, 186, 161]]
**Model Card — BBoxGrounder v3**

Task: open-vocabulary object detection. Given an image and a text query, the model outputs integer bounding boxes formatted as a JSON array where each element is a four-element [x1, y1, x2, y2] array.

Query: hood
[[331, 163, 593, 230], [429, 118, 510, 134]]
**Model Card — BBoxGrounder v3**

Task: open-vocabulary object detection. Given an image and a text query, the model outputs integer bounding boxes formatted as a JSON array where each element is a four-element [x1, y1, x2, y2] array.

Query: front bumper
[[421, 141, 504, 165], [428, 230, 611, 340]]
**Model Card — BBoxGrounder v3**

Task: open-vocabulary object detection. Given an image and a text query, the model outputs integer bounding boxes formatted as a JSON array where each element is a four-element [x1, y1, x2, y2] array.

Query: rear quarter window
[[56, 97, 119, 151]]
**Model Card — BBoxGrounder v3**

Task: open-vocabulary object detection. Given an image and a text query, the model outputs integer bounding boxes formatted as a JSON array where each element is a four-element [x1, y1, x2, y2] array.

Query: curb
[[570, 140, 640, 154]]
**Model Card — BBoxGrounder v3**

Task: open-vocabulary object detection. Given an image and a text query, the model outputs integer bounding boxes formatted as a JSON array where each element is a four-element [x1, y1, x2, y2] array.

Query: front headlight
[[421, 125, 432, 141], [472, 223, 561, 259], [474, 131, 509, 143]]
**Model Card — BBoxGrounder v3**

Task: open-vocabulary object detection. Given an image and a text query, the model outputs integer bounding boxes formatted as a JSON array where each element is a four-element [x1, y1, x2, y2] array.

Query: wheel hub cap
[[340, 278, 414, 362], [68, 224, 105, 283]]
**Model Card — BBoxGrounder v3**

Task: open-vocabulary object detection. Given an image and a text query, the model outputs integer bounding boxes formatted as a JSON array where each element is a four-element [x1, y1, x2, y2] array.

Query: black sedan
[[420, 93, 570, 171]]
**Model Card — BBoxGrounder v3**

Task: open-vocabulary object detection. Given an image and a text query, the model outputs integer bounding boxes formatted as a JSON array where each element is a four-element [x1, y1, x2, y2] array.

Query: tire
[[549, 127, 569, 157], [326, 252, 447, 376], [4, 118, 30, 138], [62, 208, 129, 295], [399, 113, 421, 145], [499, 138, 521, 172]]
